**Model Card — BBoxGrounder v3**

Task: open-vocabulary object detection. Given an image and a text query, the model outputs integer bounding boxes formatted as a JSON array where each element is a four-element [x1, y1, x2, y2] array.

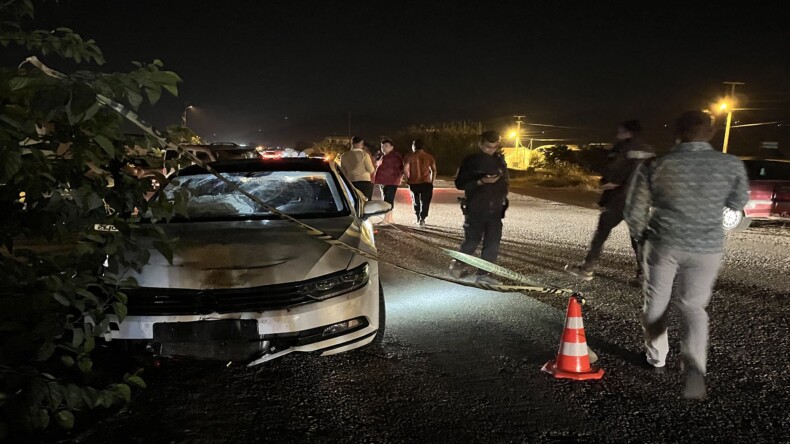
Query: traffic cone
[[542, 296, 604, 380]]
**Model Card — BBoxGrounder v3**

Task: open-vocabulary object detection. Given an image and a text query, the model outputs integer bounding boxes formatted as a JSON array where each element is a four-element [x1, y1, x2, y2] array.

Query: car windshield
[[743, 160, 790, 181], [164, 171, 347, 220]]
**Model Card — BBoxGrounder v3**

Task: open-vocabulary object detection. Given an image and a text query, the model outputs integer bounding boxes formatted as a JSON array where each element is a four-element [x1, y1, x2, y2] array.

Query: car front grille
[[125, 264, 369, 316]]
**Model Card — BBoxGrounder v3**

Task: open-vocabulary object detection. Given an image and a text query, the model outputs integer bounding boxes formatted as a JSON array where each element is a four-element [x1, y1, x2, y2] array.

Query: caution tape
[[27, 56, 582, 300]]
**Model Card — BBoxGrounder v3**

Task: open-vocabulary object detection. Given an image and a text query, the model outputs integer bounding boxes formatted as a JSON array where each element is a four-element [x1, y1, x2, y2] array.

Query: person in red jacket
[[404, 139, 437, 227], [373, 139, 404, 224]]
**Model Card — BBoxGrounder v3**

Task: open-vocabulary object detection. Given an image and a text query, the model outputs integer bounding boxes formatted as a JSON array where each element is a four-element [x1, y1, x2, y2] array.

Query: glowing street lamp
[[712, 82, 744, 154], [182, 105, 194, 127]]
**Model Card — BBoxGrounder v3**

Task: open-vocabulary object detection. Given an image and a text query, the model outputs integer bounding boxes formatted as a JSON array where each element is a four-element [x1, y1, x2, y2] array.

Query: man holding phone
[[449, 130, 510, 285]]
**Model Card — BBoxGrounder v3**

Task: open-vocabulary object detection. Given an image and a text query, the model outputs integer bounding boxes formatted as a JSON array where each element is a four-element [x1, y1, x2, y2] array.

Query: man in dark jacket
[[565, 120, 655, 285], [449, 130, 509, 285]]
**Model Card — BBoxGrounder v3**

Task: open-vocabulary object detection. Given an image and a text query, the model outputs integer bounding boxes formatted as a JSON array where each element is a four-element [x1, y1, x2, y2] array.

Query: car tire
[[371, 281, 386, 345], [722, 207, 751, 232]]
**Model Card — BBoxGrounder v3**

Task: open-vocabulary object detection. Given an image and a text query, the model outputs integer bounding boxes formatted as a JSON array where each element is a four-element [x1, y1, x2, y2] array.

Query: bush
[[1, 2, 186, 438]]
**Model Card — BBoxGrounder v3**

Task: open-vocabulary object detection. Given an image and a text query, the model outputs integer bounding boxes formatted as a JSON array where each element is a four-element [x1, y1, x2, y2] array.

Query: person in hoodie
[[449, 130, 509, 286], [564, 120, 655, 285]]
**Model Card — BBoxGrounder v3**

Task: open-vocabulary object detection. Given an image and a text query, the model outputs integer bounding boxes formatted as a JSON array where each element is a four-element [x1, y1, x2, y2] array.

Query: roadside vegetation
[[0, 1, 188, 439]]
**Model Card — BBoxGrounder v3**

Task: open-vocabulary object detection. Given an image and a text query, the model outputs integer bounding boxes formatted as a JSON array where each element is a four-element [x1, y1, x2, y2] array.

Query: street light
[[712, 82, 744, 154], [182, 105, 194, 127]]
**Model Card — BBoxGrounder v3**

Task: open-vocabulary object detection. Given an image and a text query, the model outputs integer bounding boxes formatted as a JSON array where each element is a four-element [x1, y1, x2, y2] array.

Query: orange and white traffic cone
[[542, 296, 604, 380]]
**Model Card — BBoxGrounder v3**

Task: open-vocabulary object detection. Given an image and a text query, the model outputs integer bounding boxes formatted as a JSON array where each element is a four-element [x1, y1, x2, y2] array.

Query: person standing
[[338, 136, 375, 200], [373, 139, 404, 224], [625, 110, 749, 399], [403, 139, 437, 227], [449, 130, 509, 285], [564, 120, 655, 285]]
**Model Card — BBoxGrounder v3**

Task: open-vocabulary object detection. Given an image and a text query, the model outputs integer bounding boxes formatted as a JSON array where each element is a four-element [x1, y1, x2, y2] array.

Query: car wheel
[[722, 207, 751, 232], [371, 282, 386, 345]]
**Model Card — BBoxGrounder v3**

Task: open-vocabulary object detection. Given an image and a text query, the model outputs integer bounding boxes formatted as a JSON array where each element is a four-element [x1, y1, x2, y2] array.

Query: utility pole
[[513, 115, 527, 168], [722, 81, 744, 153], [347, 111, 351, 146]]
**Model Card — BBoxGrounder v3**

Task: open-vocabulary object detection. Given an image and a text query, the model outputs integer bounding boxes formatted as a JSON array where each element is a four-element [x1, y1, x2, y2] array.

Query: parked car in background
[[260, 148, 282, 159], [723, 157, 790, 232], [108, 158, 392, 363]]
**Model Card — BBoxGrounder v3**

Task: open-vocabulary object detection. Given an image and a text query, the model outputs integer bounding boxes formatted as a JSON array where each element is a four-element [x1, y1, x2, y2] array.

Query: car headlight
[[298, 263, 369, 301]]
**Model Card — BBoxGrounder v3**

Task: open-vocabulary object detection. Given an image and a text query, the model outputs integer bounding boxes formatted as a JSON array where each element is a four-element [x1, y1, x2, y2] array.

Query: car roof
[[177, 158, 334, 176]]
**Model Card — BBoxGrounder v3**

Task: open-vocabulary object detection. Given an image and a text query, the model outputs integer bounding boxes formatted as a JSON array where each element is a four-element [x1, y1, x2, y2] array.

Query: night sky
[[5, 1, 790, 151]]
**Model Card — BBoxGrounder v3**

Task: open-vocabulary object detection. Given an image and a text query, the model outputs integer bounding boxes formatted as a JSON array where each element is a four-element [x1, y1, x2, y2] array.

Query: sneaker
[[683, 369, 707, 400], [642, 359, 666, 374], [419, 219, 426, 227], [564, 264, 594, 281], [475, 274, 502, 286], [448, 260, 470, 279]]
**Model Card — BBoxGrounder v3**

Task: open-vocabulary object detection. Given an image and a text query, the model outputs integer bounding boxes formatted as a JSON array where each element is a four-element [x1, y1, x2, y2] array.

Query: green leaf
[[83, 100, 100, 121], [32, 408, 50, 430], [126, 90, 143, 109], [83, 336, 95, 353], [78, 357, 93, 373], [76, 289, 100, 304], [112, 302, 128, 322], [115, 292, 128, 304], [55, 410, 75, 430], [144, 86, 161, 105], [94, 135, 115, 156], [162, 83, 179, 96], [53, 292, 70, 307], [112, 383, 131, 403], [125, 375, 146, 388], [0, 149, 22, 182], [61, 355, 75, 367], [36, 341, 56, 361], [71, 327, 84, 347], [8, 76, 35, 91]]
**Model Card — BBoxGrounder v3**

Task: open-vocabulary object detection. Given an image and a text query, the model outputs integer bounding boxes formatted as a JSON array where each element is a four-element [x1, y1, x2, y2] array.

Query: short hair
[[675, 111, 713, 138], [412, 139, 424, 149], [381, 138, 393, 145], [480, 130, 500, 143], [620, 120, 642, 134], [351, 136, 363, 145]]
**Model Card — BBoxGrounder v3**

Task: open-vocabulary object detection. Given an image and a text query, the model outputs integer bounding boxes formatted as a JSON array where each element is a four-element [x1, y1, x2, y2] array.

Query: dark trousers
[[460, 215, 503, 275], [584, 203, 644, 276], [380, 185, 398, 207], [352, 181, 373, 200], [408, 183, 433, 221]]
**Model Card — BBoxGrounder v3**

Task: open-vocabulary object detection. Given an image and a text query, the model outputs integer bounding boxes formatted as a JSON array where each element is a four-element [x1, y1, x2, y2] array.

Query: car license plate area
[[154, 319, 259, 342], [153, 320, 266, 360]]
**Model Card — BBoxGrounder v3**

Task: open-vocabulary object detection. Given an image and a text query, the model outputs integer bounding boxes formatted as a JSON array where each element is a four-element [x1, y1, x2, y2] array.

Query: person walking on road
[[625, 110, 749, 399], [403, 139, 437, 227], [338, 136, 375, 200], [374, 139, 404, 224], [564, 120, 655, 285], [449, 130, 509, 286]]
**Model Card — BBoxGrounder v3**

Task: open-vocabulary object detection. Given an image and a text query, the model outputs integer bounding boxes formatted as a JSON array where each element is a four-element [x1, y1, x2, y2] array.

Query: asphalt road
[[71, 184, 790, 443]]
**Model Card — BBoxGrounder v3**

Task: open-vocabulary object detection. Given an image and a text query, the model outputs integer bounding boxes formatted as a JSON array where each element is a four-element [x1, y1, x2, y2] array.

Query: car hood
[[121, 217, 370, 290]]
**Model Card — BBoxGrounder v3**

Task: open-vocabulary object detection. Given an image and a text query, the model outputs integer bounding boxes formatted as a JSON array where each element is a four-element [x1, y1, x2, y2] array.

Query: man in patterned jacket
[[625, 110, 749, 399]]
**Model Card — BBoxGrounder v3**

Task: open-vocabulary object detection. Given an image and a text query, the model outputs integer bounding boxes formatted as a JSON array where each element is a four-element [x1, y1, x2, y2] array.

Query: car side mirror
[[362, 201, 392, 219]]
